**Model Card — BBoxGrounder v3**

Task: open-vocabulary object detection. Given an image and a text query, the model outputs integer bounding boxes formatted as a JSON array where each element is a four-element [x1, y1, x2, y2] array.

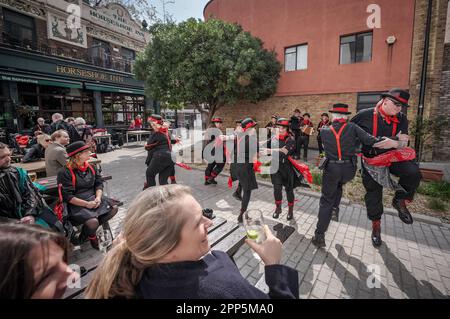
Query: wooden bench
[[13, 158, 102, 177], [63, 216, 295, 299]]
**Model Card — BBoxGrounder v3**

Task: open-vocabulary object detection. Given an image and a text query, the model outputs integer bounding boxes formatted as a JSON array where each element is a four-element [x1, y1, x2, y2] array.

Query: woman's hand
[[85, 201, 97, 209], [245, 225, 282, 266], [94, 197, 101, 208]]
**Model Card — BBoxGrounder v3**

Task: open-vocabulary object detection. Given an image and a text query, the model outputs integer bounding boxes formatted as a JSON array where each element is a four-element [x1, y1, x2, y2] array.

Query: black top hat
[[211, 117, 223, 123], [276, 118, 290, 127], [241, 117, 257, 130], [381, 88, 410, 107], [321, 113, 329, 117], [329, 103, 352, 115], [66, 141, 90, 157], [303, 113, 311, 118]]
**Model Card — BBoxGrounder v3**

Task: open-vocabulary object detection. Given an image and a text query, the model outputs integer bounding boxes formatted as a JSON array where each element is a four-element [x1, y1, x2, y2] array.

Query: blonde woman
[[22, 134, 51, 163], [85, 185, 298, 299], [56, 141, 118, 249]]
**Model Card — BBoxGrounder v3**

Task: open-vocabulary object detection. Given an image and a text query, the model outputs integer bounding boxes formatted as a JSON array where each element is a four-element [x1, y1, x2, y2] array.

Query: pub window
[[3, 8, 36, 46], [284, 44, 308, 72], [340, 31, 372, 64]]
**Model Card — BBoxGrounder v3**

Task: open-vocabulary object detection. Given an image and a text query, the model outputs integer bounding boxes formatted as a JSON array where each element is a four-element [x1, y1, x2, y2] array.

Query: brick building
[[204, 0, 449, 161], [0, 0, 157, 132]]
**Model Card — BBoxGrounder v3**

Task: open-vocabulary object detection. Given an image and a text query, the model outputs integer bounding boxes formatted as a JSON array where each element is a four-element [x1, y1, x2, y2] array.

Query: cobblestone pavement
[[98, 146, 450, 299]]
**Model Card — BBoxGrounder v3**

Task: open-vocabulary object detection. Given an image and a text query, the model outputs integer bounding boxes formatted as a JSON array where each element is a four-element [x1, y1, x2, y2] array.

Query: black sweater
[[138, 250, 298, 299]]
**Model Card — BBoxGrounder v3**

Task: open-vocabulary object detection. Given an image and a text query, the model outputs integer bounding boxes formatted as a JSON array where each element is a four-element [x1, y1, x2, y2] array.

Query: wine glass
[[96, 227, 113, 254], [243, 209, 267, 244]]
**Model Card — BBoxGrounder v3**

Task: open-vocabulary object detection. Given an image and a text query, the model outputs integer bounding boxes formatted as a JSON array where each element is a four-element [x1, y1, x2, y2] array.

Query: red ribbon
[[287, 156, 313, 183]]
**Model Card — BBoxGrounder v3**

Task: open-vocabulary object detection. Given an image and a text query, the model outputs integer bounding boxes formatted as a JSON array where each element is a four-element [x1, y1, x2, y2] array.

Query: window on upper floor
[[2, 8, 36, 46], [284, 44, 308, 72], [121, 47, 135, 61], [340, 31, 372, 64]]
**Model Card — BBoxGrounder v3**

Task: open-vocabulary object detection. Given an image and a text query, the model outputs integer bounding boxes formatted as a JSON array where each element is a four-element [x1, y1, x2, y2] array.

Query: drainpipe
[[414, 0, 433, 162]]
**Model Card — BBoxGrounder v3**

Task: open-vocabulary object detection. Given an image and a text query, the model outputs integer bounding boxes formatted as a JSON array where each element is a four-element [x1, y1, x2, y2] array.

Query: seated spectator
[[45, 130, 70, 177], [85, 185, 298, 299], [22, 134, 51, 163], [74, 117, 93, 145], [32, 117, 52, 137], [134, 115, 143, 129], [57, 141, 118, 250], [0, 143, 62, 229], [0, 223, 76, 299], [50, 113, 80, 143], [65, 117, 75, 126]]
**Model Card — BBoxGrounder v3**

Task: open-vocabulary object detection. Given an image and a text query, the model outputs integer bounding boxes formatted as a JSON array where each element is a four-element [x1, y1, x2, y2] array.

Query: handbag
[[54, 183, 77, 244]]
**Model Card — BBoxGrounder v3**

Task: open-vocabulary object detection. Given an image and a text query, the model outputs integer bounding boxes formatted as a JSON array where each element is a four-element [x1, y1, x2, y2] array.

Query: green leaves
[[134, 18, 281, 120]]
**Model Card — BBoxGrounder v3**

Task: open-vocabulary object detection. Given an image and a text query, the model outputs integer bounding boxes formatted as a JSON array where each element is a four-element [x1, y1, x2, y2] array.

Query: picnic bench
[[13, 158, 102, 176], [63, 215, 295, 299]]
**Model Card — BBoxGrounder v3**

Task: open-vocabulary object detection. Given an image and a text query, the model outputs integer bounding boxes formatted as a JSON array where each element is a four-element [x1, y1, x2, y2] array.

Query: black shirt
[[145, 131, 174, 159], [138, 250, 298, 299], [320, 121, 379, 161], [351, 107, 408, 157], [290, 115, 303, 131]]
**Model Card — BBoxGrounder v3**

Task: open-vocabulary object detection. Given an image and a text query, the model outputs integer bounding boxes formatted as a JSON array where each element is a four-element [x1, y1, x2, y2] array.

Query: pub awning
[[85, 83, 144, 95], [0, 71, 82, 89]]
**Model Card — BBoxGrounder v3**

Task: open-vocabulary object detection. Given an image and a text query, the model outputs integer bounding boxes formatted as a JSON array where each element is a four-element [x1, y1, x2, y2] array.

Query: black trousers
[[317, 135, 324, 154], [293, 130, 301, 157], [235, 183, 251, 211], [274, 184, 294, 203], [362, 160, 421, 221], [146, 157, 174, 187], [205, 161, 225, 179], [297, 135, 309, 159], [316, 162, 356, 235]]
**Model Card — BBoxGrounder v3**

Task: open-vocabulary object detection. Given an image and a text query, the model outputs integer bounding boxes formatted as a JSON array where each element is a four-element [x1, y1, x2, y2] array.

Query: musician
[[351, 88, 421, 247], [317, 113, 330, 155], [298, 113, 314, 162], [312, 104, 386, 248]]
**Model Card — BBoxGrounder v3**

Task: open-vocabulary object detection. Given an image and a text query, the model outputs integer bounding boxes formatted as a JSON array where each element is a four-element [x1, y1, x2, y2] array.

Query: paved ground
[[97, 145, 450, 299]]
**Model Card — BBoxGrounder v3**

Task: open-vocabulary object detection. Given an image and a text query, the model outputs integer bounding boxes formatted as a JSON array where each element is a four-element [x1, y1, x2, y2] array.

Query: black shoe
[[287, 205, 294, 220], [237, 210, 245, 223], [204, 180, 211, 185], [371, 220, 382, 247], [209, 179, 217, 185], [232, 191, 243, 201], [331, 207, 339, 222], [272, 204, 282, 219], [312, 234, 326, 248], [392, 198, 414, 224], [170, 180, 177, 184]]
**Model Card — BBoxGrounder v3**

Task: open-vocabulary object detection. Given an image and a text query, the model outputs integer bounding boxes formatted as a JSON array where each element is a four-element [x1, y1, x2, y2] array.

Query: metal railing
[[1, 33, 135, 74]]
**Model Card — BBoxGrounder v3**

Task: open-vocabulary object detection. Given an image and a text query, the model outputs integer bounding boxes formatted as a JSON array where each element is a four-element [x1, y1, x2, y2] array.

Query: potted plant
[[410, 117, 448, 181]]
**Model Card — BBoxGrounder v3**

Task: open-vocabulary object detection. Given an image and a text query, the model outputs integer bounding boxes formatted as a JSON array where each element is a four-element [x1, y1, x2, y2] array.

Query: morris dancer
[[263, 118, 312, 221], [311, 104, 386, 248], [351, 89, 421, 247], [204, 117, 227, 185]]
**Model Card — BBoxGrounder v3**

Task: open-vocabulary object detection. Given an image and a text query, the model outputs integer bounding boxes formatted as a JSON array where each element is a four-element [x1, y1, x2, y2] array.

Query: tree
[[134, 18, 282, 125]]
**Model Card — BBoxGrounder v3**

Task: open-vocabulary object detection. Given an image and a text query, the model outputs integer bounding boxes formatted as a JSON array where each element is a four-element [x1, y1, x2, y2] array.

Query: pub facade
[[0, 0, 156, 132]]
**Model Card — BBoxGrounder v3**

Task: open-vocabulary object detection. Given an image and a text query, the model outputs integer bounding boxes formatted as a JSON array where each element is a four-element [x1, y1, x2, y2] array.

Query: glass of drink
[[243, 209, 267, 244], [96, 227, 113, 254]]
